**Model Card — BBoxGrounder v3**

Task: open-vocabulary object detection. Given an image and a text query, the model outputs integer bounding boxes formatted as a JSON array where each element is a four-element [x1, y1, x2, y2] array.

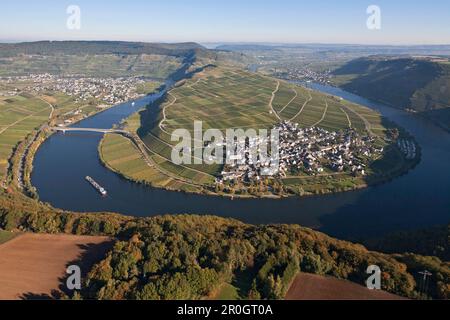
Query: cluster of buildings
[[276, 122, 384, 177], [218, 135, 279, 184], [0, 88, 19, 97], [217, 121, 384, 185], [3, 74, 148, 105], [397, 139, 417, 160], [274, 67, 332, 84]]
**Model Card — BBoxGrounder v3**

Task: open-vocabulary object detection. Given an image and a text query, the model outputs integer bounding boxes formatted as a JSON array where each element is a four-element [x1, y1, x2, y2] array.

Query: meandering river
[[31, 82, 450, 240]]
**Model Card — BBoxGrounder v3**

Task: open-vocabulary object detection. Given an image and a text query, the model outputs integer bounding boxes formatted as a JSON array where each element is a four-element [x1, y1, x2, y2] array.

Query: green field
[[332, 57, 450, 131], [0, 92, 51, 180], [100, 66, 410, 196], [0, 229, 17, 244]]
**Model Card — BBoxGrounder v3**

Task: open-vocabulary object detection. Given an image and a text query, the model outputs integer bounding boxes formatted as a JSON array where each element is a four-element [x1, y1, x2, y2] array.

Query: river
[[31, 82, 450, 241]]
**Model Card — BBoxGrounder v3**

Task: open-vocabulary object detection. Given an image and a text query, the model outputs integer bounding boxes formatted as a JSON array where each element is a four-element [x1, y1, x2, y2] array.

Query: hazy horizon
[[2, 40, 450, 48], [2, 0, 450, 45]]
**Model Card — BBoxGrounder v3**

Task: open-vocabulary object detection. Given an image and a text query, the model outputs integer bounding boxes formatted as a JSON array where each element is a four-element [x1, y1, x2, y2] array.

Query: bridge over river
[[50, 127, 129, 134]]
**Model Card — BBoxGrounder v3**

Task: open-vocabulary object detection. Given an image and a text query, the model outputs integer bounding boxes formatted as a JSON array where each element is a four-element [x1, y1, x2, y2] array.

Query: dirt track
[[0, 233, 113, 300], [286, 273, 406, 300]]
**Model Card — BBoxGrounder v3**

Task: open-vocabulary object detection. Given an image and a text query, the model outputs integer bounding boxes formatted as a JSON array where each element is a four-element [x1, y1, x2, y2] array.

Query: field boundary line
[[289, 90, 312, 122], [311, 99, 329, 127], [278, 88, 298, 116], [340, 103, 375, 136], [0, 105, 51, 135], [268, 81, 281, 121], [117, 133, 209, 188], [141, 132, 216, 179], [339, 106, 352, 128]]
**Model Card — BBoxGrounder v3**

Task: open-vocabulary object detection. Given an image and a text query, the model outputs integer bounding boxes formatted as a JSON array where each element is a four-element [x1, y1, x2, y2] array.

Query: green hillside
[[74, 215, 448, 300], [367, 224, 450, 262], [0, 41, 207, 78], [0, 41, 204, 57], [0, 41, 252, 78], [0, 189, 448, 300], [332, 56, 450, 131], [99, 65, 417, 198]]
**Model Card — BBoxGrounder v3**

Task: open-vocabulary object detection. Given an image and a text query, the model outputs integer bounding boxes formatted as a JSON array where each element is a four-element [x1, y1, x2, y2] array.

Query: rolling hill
[[98, 65, 418, 198], [332, 56, 450, 131], [0, 41, 205, 58], [0, 41, 207, 78], [0, 41, 252, 78]]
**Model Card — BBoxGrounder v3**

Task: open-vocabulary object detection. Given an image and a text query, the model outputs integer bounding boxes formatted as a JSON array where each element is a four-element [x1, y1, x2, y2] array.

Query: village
[[1, 73, 148, 105], [218, 121, 385, 185], [273, 66, 332, 84]]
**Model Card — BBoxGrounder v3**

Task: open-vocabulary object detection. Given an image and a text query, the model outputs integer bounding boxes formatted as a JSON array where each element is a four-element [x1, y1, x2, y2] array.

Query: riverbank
[[96, 72, 421, 200], [326, 79, 450, 134], [31, 76, 450, 240]]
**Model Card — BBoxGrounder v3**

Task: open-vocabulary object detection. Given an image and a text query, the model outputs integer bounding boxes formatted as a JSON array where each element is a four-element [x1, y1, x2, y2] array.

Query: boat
[[85, 176, 107, 196]]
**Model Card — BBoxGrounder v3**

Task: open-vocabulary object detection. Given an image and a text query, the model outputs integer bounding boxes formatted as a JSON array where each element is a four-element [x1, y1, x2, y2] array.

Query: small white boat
[[86, 176, 108, 196]]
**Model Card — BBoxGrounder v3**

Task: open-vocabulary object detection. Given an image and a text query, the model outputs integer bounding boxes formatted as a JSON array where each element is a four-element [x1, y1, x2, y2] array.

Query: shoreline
[[93, 76, 423, 202], [97, 130, 422, 201]]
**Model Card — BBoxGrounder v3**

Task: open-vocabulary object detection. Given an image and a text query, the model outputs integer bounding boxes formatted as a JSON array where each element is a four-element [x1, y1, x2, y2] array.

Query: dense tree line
[[78, 216, 448, 300]]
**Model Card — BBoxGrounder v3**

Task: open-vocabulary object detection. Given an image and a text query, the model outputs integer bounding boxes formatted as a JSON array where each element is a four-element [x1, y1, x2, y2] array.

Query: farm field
[[0, 233, 113, 300], [0, 91, 51, 181], [100, 66, 409, 197]]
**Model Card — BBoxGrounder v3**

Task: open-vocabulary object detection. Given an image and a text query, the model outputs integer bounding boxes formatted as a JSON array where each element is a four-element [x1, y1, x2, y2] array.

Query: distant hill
[[0, 41, 208, 78], [0, 41, 205, 57], [0, 41, 251, 78], [332, 56, 450, 131], [366, 224, 450, 262]]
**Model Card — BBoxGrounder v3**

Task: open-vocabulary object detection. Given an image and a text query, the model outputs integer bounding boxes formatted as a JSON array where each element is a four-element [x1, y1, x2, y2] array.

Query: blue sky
[[1, 0, 450, 44]]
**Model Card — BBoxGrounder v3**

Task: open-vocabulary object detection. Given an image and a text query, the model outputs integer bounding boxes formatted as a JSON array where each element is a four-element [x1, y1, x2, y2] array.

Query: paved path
[[339, 107, 352, 128], [311, 99, 329, 127], [269, 81, 281, 121]]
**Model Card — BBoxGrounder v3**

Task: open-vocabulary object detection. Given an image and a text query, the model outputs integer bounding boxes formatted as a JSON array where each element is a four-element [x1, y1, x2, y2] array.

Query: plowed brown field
[[0, 233, 112, 300], [286, 273, 406, 300]]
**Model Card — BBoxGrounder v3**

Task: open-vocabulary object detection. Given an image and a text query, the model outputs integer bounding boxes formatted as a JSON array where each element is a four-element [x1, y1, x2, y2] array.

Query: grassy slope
[[0, 80, 110, 184], [99, 66, 411, 197], [332, 56, 450, 131], [0, 229, 17, 244]]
